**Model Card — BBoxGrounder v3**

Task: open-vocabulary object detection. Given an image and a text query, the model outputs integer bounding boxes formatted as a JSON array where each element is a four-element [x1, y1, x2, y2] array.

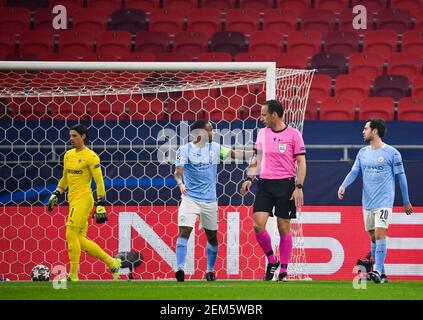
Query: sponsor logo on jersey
[[67, 169, 83, 174]]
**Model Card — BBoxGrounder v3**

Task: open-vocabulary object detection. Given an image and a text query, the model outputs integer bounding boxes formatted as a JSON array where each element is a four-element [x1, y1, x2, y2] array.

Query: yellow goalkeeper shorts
[[66, 196, 94, 232]]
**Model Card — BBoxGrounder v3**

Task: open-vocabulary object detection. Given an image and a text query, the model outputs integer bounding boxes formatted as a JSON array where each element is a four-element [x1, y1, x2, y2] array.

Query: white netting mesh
[[0, 63, 314, 281]]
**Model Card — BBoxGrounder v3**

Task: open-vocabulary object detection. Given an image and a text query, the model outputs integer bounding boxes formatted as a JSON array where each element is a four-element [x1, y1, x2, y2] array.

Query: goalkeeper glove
[[93, 197, 108, 224], [47, 190, 61, 212]]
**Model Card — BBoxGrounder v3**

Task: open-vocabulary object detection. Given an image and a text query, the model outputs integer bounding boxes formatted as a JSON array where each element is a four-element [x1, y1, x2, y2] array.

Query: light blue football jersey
[[352, 144, 405, 209], [175, 142, 230, 203]]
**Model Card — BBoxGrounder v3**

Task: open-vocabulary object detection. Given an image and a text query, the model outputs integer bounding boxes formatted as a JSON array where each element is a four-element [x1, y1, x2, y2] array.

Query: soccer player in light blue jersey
[[338, 119, 413, 284], [173, 120, 252, 282]]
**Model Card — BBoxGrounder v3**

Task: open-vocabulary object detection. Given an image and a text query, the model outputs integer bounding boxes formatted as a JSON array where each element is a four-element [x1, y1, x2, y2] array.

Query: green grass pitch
[[1, 280, 422, 300]]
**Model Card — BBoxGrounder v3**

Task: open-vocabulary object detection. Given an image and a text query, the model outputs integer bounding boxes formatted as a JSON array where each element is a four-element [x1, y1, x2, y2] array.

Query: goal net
[[0, 62, 314, 281]]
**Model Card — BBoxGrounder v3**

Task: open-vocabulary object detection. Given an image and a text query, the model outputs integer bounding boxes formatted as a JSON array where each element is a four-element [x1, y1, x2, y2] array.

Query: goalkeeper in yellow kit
[[47, 124, 121, 281]]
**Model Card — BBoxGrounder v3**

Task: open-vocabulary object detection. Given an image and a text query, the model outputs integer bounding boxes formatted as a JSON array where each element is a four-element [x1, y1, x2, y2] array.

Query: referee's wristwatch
[[295, 184, 303, 189]]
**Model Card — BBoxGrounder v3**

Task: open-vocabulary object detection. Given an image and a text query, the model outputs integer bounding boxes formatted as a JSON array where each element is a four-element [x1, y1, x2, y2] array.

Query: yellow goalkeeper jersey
[[57, 147, 105, 203]]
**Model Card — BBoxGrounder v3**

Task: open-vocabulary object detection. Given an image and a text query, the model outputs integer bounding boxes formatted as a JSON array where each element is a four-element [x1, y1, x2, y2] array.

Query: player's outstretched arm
[[240, 153, 258, 196], [397, 172, 413, 215], [174, 166, 188, 195], [48, 165, 67, 212], [290, 155, 306, 208]]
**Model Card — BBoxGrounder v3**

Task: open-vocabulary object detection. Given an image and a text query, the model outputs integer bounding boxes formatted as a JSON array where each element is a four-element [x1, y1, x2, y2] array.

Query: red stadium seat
[[335, 74, 371, 105], [173, 32, 208, 56], [0, 32, 16, 59], [209, 31, 247, 57], [97, 52, 156, 61], [375, 9, 412, 34], [42, 52, 98, 61], [73, 9, 110, 34], [273, 52, 309, 69], [19, 31, 55, 57], [109, 9, 148, 34], [299, 9, 336, 37], [136, 31, 170, 54], [86, 0, 122, 11], [58, 31, 95, 56], [187, 9, 222, 38], [305, 98, 319, 120], [225, 9, 261, 35], [362, 30, 398, 60], [202, 0, 237, 10], [414, 8, 423, 29], [276, 0, 308, 15], [0, 7, 30, 35], [162, 0, 197, 15], [95, 31, 132, 56], [386, 53, 422, 80], [411, 75, 423, 98], [7, 0, 48, 11], [309, 74, 332, 103], [373, 75, 410, 100], [351, 0, 387, 14], [287, 31, 322, 59], [314, 0, 349, 13], [324, 31, 359, 56], [149, 9, 185, 35], [391, 0, 422, 11], [320, 98, 356, 120], [402, 30, 423, 56], [248, 31, 283, 55], [156, 52, 194, 61], [348, 52, 385, 80], [310, 52, 347, 78], [124, 0, 159, 11], [397, 97, 423, 120], [234, 52, 274, 62], [262, 9, 298, 34], [197, 52, 232, 61], [239, 0, 274, 10], [358, 97, 395, 120]]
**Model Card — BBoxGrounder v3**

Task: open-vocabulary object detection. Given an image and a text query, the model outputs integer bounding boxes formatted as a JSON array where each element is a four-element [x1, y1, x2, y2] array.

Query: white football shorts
[[363, 207, 393, 231], [178, 197, 218, 231]]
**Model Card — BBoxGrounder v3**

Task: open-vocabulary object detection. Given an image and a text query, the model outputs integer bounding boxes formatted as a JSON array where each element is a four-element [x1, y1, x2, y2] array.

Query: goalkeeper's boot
[[277, 272, 288, 282], [381, 274, 388, 284], [264, 260, 280, 281], [206, 271, 216, 281], [109, 258, 122, 280], [175, 269, 185, 282], [369, 270, 382, 284], [66, 275, 79, 282]]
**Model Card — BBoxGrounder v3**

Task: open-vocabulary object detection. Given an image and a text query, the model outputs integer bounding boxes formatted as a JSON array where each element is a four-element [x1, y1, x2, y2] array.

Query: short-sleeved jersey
[[175, 142, 230, 203], [352, 144, 405, 209], [58, 147, 105, 203], [255, 126, 306, 179]]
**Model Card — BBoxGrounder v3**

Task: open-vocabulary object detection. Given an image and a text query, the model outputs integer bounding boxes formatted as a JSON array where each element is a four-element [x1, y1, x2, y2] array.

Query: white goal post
[[0, 61, 314, 281]]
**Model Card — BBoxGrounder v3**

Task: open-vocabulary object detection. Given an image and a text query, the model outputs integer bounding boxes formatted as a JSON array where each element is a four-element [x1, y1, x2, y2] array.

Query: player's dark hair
[[70, 124, 89, 143], [191, 119, 209, 131], [367, 118, 387, 138], [264, 99, 284, 118]]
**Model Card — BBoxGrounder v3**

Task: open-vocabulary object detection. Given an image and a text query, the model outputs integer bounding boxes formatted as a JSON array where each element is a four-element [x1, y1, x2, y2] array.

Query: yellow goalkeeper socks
[[65, 226, 81, 280], [79, 236, 114, 267]]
